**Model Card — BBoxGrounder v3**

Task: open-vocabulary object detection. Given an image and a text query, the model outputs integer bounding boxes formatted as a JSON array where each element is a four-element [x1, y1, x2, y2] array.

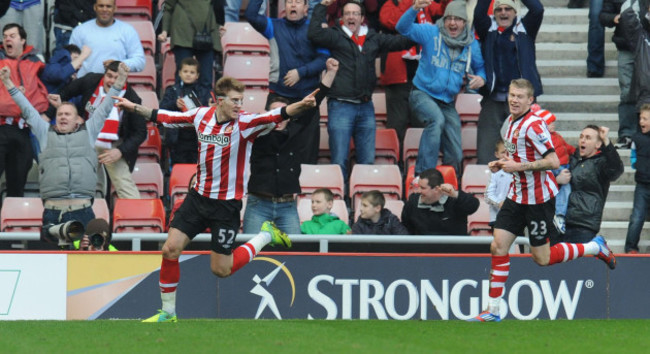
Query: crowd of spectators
[[0, 0, 646, 253]]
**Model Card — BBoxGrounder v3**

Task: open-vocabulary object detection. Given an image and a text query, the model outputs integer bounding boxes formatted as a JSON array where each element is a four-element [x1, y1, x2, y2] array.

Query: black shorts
[[493, 198, 558, 247], [169, 189, 242, 255]]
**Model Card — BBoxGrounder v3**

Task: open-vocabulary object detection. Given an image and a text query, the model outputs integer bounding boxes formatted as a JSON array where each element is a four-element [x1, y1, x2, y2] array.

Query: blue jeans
[[625, 182, 650, 252], [225, 0, 266, 22], [587, 0, 604, 76], [327, 99, 376, 179], [410, 89, 462, 174], [552, 164, 571, 216], [172, 46, 215, 103], [43, 206, 96, 229], [242, 194, 301, 235], [53, 27, 72, 53]]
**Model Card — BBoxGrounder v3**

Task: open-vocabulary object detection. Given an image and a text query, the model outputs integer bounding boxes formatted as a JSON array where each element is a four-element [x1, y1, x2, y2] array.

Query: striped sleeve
[[527, 119, 555, 156], [238, 107, 283, 139]]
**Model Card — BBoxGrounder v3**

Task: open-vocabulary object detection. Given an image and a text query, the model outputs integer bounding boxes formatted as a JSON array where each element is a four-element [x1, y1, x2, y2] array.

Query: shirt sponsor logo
[[198, 132, 230, 146]]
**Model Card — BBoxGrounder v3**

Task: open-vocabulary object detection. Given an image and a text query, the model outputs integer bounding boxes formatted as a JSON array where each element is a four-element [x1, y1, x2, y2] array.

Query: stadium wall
[[0, 252, 647, 320]]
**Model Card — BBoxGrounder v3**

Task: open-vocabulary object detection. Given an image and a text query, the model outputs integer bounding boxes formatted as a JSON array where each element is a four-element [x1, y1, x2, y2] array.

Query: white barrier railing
[[0, 232, 530, 253]]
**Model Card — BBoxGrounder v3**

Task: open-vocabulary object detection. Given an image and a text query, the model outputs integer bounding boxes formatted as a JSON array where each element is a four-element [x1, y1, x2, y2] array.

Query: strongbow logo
[[250, 257, 295, 319]]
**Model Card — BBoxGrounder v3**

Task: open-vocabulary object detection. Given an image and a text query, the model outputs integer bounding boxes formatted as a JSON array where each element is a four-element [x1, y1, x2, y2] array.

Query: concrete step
[[542, 77, 619, 95], [537, 24, 614, 43], [537, 59, 618, 77], [542, 8, 590, 25], [602, 201, 636, 221], [553, 112, 619, 131], [606, 185, 636, 201], [536, 94, 619, 113], [536, 42, 618, 61], [599, 221, 650, 253]]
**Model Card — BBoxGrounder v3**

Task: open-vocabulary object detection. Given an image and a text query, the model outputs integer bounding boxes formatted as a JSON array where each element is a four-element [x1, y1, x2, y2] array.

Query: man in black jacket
[[554, 125, 623, 244], [243, 58, 339, 235], [308, 0, 413, 180], [401, 168, 479, 235], [52, 60, 146, 199]]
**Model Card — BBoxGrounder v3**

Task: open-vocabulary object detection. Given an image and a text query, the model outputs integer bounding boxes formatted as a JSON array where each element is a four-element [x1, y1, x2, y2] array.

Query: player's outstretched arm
[[113, 96, 154, 120]]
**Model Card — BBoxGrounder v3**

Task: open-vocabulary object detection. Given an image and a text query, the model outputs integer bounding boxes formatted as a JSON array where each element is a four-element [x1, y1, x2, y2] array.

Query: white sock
[[583, 240, 600, 256], [488, 297, 501, 315], [249, 231, 271, 253], [161, 291, 176, 315]]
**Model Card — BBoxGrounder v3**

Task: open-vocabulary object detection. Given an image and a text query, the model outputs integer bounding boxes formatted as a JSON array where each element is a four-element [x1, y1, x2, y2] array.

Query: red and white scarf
[[402, 9, 429, 60], [87, 78, 126, 149], [341, 23, 368, 52]]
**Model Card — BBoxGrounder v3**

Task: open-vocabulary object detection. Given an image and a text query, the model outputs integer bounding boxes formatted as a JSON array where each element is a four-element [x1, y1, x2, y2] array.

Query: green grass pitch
[[3, 319, 650, 353]]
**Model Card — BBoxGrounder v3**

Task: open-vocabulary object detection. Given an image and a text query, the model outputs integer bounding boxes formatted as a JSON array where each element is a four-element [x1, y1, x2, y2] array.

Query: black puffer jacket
[[600, 0, 649, 51], [351, 208, 408, 235], [565, 142, 623, 233]]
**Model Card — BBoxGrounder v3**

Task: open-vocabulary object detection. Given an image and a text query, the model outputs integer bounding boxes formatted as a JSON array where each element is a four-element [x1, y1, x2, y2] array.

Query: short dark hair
[[180, 57, 200, 71], [64, 44, 81, 55], [266, 96, 290, 110], [214, 77, 245, 96], [343, 0, 365, 16], [313, 188, 334, 202], [583, 124, 603, 144], [419, 168, 444, 188], [105, 60, 122, 73], [2, 23, 26, 45], [361, 190, 385, 208]]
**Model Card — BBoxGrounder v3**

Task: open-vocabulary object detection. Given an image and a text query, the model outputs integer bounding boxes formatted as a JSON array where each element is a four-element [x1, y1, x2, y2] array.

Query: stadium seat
[[319, 97, 328, 126], [223, 54, 270, 87], [372, 91, 387, 128], [113, 198, 166, 233], [318, 125, 331, 164], [136, 90, 159, 110], [299, 164, 344, 200], [461, 164, 491, 197], [122, 19, 156, 55], [403, 128, 423, 171], [461, 124, 478, 168], [131, 162, 164, 199], [169, 163, 196, 205], [221, 21, 270, 57], [161, 53, 176, 95], [349, 164, 402, 207], [297, 198, 349, 224], [138, 125, 162, 163], [467, 200, 491, 236], [0, 197, 43, 232], [456, 93, 482, 125], [127, 55, 157, 90], [115, 0, 152, 20], [350, 128, 399, 165], [353, 199, 404, 223], [242, 88, 269, 114], [92, 198, 110, 223]]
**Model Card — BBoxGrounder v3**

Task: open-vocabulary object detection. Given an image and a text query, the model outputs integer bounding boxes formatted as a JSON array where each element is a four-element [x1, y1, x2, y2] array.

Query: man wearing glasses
[[473, 0, 544, 165], [308, 0, 414, 181]]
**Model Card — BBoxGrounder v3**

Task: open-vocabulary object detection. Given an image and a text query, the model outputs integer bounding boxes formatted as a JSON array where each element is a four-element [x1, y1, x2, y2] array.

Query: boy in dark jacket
[[160, 57, 207, 166], [351, 190, 408, 235], [625, 105, 650, 253]]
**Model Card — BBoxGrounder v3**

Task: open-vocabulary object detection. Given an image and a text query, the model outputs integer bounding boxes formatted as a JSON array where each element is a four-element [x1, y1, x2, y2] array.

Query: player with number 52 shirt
[[469, 79, 617, 323]]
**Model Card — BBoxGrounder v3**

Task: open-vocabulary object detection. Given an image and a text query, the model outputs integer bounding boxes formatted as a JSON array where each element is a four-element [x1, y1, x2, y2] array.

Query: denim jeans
[[225, 0, 266, 22], [410, 89, 462, 174], [327, 99, 376, 179], [172, 46, 215, 103], [53, 27, 72, 53], [43, 206, 96, 229], [618, 50, 638, 138], [552, 164, 571, 216], [625, 182, 650, 252], [242, 194, 301, 235], [587, 0, 604, 76]]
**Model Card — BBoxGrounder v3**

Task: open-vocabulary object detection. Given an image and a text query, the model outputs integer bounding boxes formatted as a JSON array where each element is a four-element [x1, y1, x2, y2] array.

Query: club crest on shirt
[[505, 140, 517, 154], [198, 132, 230, 146], [225, 125, 233, 133]]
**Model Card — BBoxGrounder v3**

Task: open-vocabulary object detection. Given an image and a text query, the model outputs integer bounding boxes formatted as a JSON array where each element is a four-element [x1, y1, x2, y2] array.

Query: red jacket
[[378, 0, 448, 86], [0, 45, 48, 118], [551, 131, 576, 165]]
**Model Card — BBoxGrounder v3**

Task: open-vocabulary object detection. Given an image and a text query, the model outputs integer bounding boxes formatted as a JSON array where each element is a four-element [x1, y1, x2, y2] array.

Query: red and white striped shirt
[[503, 110, 558, 205], [155, 106, 282, 200]]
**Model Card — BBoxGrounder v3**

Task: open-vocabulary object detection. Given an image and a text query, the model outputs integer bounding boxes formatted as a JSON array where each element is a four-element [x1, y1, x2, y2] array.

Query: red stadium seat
[[403, 128, 423, 172], [113, 198, 166, 233], [462, 164, 491, 197], [467, 200, 491, 236], [92, 198, 110, 223], [318, 126, 331, 164], [138, 125, 162, 163], [349, 164, 402, 207], [319, 97, 328, 126], [456, 93, 482, 125], [350, 128, 399, 165], [297, 198, 349, 224], [221, 22, 270, 57], [461, 125, 478, 168], [127, 55, 157, 90], [372, 91, 387, 128], [116, 0, 152, 20], [242, 88, 269, 114], [223, 54, 270, 87], [131, 162, 164, 199], [1, 197, 43, 232], [161, 53, 176, 95], [169, 163, 197, 205], [122, 19, 156, 55], [299, 164, 344, 200], [136, 90, 159, 110]]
